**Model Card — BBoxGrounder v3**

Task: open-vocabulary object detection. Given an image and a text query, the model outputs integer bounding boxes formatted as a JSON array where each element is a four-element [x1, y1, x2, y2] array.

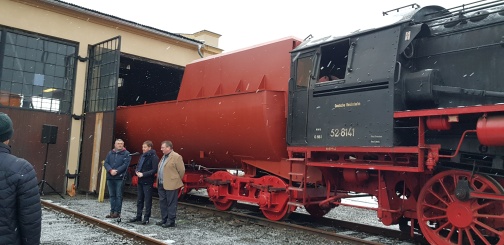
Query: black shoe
[[129, 217, 141, 223], [162, 222, 175, 228], [155, 221, 165, 226], [106, 212, 119, 218], [141, 219, 149, 225]]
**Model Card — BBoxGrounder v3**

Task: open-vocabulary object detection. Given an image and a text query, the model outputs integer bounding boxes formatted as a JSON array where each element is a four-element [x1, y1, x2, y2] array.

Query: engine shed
[[0, 0, 222, 195]]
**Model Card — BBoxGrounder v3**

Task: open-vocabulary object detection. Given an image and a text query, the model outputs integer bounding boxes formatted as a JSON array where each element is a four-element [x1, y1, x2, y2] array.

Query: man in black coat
[[0, 112, 42, 245], [103, 139, 131, 218], [129, 140, 159, 224]]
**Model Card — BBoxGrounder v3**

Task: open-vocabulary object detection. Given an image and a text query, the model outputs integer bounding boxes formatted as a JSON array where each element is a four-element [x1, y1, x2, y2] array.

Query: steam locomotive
[[116, 1, 504, 244]]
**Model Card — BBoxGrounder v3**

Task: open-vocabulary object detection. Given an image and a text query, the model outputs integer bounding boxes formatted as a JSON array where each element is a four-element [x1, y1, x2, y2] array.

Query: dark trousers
[[107, 179, 125, 214], [158, 183, 178, 225], [136, 183, 153, 219]]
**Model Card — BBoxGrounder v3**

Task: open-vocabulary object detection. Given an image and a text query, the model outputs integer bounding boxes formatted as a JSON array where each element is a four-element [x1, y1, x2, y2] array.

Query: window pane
[[35, 63, 44, 73], [46, 53, 56, 64], [27, 37, 37, 49], [47, 42, 57, 53], [16, 34, 27, 47], [12, 71, 23, 83], [33, 74, 44, 86], [44, 75, 54, 88], [25, 60, 35, 72], [16, 46, 27, 59], [4, 44, 15, 56], [23, 84, 33, 96], [34, 50, 43, 61], [24, 72, 34, 84], [26, 48, 37, 61], [45, 64, 55, 76], [56, 54, 65, 66], [296, 56, 313, 89], [13, 58, 24, 71], [54, 77, 63, 89], [54, 65, 65, 77], [0, 81, 11, 91], [32, 85, 43, 96], [1, 69, 13, 81], [67, 46, 75, 55], [5, 33, 15, 44], [11, 83, 22, 93], [3, 56, 14, 69], [36, 39, 44, 50], [57, 43, 66, 55], [42, 91, 52, 98]]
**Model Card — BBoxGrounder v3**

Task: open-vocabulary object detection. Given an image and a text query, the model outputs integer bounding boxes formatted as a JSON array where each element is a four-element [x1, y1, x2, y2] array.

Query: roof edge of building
[[41, 0, 204, 47]]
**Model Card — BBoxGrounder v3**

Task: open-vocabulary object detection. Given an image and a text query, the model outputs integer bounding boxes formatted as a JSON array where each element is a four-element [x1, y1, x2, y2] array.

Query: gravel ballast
[[41, 193, 363, 245]]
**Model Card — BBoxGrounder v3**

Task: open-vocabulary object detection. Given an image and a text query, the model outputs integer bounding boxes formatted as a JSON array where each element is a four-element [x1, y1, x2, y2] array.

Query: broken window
[[317, 40, 350, 83]]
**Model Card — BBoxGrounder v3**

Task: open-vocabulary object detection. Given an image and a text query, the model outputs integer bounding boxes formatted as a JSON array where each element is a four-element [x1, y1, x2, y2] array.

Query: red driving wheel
[[417, 170, 504, 245]]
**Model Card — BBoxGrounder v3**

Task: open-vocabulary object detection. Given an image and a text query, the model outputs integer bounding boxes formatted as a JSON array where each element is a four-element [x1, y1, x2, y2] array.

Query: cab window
[[295, 55, 314, 89]]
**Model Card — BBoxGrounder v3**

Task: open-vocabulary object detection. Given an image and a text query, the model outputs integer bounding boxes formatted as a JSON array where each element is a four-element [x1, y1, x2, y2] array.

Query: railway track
[[177, 195, 424, 245], [134, 186, 422, 244], [288, 212, 423, 244], [42, 192, 421, 245], [178, 201, 383, 245], [42, 200, 165, 245], [42, 195, 363, 244]]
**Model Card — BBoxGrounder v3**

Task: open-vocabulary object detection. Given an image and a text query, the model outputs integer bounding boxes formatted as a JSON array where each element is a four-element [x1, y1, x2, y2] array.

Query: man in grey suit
[[156, 140, 185, 228]]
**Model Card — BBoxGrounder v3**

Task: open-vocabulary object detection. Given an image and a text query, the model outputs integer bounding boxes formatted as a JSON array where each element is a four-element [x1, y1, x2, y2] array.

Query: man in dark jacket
[[103, 139, 131, 218], [0, 112, 42, 245], [129, 140, 159, 224]]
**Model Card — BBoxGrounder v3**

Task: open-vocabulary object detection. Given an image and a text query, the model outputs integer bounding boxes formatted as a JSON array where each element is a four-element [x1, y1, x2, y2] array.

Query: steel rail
[[128, 190, 423, 244], [41, 200, 166, 245], [232, 202, 424, 244], [178, 201, 385, 245], [288, 212, 425, 244]]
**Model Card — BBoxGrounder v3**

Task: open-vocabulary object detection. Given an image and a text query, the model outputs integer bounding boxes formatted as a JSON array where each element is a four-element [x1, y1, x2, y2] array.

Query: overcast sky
[[64, 0, 466, 52]]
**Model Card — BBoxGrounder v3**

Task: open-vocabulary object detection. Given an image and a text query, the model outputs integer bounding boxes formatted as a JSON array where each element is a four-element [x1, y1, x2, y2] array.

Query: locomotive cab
[[288, 22, 402, 147]]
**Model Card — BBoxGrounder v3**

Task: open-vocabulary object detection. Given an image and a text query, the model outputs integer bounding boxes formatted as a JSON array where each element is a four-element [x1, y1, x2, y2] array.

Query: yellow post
[[98, 161, 107, 202]]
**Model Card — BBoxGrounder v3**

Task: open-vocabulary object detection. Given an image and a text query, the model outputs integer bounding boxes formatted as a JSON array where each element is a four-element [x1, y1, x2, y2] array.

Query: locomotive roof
[[292, 5, 447, 52], [293, 1, 504, 52]]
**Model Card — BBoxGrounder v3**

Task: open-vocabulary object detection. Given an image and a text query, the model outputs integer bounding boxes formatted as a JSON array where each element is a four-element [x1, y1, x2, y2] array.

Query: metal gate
[[79, 36, 121, 193]]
